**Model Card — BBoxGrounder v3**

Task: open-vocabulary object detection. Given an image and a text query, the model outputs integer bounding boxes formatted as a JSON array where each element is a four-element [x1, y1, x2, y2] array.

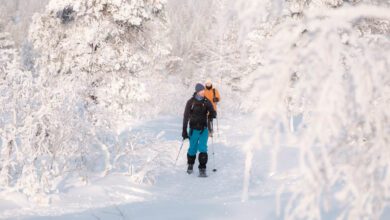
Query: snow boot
[[198, 153, 208, 177], [187, 164, 194, 174], [187, 154, 196, 174], [199, 168, 207, 177], [198, 152, 208, 169]]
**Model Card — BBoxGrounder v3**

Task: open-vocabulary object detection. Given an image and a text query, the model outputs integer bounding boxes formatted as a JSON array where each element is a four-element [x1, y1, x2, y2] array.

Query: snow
[[0, 115, 300, 219]]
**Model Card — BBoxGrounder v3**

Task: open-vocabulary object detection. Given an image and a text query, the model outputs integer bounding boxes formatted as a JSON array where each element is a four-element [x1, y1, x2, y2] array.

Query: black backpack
[[189, 98, 208, 130]]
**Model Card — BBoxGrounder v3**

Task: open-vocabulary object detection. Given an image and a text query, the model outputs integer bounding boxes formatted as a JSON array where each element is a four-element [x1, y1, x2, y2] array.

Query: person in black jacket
[[182, 83, 217, 176]]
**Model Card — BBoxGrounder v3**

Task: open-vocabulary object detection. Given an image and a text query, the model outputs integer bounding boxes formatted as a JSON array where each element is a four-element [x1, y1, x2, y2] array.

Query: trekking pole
[[211, 125, 217, 172], [174, 139, 185, 166], [216, 117, 220, 138]]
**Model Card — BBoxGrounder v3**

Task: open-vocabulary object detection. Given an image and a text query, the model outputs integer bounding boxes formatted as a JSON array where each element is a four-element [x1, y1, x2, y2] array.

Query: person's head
[[195, 83, 205, 97], [205, 79, 212, 90]]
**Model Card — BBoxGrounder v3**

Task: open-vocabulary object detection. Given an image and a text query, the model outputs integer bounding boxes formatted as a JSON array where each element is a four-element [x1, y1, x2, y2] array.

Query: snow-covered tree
[[29, 0, 167, 122], [0, 0, 171, 200], [237, 1, 390, 219], [0, 19, 38, 193], [0, 19, 19, 187]]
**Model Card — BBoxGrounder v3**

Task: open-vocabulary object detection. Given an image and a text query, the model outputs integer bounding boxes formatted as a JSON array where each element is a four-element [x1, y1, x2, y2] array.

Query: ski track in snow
[[0, 115, 299, 220]]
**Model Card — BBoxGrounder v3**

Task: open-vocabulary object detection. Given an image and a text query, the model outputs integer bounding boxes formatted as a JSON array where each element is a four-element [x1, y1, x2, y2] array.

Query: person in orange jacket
[[204, 79, 220, 136]]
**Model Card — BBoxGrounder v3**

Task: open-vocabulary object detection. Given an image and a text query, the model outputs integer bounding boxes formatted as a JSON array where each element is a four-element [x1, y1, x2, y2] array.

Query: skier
[[204, 79, 221, 136], [182, 83, 217, 177]]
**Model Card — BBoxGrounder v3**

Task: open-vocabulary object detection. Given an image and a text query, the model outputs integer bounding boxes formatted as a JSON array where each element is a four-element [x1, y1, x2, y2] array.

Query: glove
[[213, 97, 219, 102], [182, 130, 189, 140]]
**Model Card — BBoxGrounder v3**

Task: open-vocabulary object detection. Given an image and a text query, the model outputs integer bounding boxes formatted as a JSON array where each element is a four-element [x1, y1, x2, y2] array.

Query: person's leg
[[197, 129, 209, 169], [187, 129, 201, 165]]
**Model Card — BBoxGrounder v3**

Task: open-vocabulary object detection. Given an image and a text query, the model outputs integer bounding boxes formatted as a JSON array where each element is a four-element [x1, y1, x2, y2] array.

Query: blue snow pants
[[187, 128, 209, 156]]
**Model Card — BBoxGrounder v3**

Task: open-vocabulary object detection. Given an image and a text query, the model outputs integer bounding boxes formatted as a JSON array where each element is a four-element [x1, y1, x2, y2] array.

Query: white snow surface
[[0, 115, 300, 220]]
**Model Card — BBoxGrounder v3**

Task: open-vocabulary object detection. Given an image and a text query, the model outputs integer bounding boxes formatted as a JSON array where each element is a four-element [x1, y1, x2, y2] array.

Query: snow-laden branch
[[306, 5, 390, 21]]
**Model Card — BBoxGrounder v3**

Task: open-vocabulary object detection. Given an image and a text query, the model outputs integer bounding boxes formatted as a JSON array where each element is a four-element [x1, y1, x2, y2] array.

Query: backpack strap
[[213, 89, 216, 99], [190, 98, 206, 113], [190, 98, 195, 112]]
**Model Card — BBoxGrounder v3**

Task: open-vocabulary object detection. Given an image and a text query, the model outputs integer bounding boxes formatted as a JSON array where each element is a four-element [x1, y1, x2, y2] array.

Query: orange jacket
[[204, 87, 221, 111]]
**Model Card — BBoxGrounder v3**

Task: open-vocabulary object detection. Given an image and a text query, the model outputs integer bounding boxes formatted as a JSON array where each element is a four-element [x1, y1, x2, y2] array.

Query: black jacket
[[183, 94, 217, 132]]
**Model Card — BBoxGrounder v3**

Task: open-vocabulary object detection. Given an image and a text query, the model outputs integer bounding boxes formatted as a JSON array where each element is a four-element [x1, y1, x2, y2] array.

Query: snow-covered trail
[[1, 115, 298, 220]]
